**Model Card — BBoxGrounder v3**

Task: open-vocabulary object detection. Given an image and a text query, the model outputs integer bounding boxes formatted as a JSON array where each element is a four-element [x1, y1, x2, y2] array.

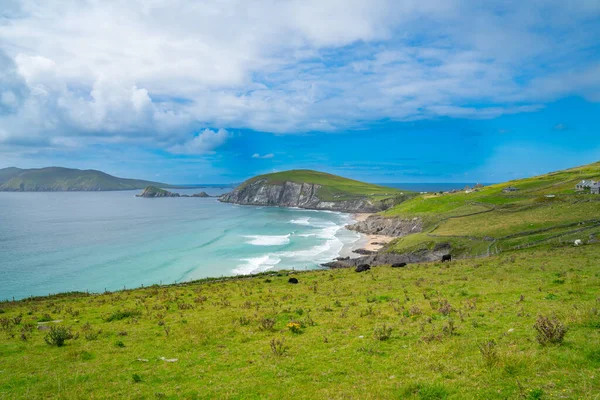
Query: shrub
[[478, 340, 498, 366], [259, 317, 275, 331], [132, 373, 142, 383], [373, 323, 392, 341], [105, 309, 141, 322], [534, 315, 567, 345], [44, 326, 73, 347], [115, 340, 126, 348], [38, 314, 53, 322], [270, 337, 287, 356]]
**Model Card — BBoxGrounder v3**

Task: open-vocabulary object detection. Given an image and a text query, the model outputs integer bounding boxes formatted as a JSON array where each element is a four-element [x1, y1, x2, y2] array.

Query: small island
[[136, 186, 211, 198]]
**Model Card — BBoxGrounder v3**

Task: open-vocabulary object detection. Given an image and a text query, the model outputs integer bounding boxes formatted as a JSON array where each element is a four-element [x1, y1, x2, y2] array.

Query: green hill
[[380, 161, 600, 258], [220, 169, 413, 212], [0, 167, 169, 192], [0, 244, 598, 398], [240, 169, 407, 201]]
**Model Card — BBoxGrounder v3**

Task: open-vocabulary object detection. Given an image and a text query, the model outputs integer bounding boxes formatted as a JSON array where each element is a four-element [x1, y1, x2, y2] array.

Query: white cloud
[[168, 128, 230, 154], [252, 153, 275, 159], [0, 0, 599, 152]]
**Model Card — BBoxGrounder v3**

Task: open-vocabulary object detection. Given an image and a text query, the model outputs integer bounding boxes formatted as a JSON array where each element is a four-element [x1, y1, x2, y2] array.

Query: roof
[[578, 179, 596, 185]]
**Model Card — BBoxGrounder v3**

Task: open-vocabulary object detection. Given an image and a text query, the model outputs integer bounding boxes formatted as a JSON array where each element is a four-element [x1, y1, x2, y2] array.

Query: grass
[[380, 161, 600, 258], [240, 169, 409, 202], [1, 244, 599, 399]]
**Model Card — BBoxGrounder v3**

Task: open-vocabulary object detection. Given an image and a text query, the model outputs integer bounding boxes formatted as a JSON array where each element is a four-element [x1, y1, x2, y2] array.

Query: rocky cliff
[[219, 179, 386, 212], [322, 243, 451, 268], [346, 215, 423, 236]]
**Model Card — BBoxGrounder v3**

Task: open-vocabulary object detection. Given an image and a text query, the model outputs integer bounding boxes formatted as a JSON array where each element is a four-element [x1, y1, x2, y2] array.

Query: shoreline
[[348, 213, 395, 253]]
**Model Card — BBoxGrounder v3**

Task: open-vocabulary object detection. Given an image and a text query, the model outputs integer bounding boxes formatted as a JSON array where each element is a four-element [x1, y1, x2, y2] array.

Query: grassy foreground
[[1, 245, 599, 399]]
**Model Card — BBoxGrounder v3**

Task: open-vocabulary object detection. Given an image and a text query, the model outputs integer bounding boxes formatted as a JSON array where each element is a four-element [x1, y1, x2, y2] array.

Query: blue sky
[[0, 1, 599, 184]]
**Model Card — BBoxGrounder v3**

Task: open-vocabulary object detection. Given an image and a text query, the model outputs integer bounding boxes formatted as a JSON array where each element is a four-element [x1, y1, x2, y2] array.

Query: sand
[[351, 213, 395, 253]]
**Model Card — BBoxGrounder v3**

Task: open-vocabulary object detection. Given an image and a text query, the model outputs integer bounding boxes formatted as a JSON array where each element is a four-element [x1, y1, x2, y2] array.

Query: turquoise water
[[0, 189, 361, 300]]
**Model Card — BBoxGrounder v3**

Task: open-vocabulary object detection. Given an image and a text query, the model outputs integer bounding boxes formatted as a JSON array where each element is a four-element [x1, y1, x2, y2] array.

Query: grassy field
[[239, 169, 409, 202], [1, 244, 599, 399], [382, 162, 600, 257]]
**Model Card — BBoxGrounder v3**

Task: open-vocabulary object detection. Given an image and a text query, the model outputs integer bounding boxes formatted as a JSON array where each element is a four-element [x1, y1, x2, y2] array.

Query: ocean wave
[[233, 254, 281, 275], [290, 217, 311, 225], [243, 234, 291, 246]]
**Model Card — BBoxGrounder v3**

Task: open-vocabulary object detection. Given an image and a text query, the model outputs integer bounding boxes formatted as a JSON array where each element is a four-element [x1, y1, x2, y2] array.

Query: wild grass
[[0, 244, 599, 398]]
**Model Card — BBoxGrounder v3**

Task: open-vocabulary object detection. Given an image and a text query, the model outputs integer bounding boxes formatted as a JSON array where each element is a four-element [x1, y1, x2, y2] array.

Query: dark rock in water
[[353, 248, 376, 255], [355, 264, 371, 272], [288, 277, 299, 284], [192, 192, 211, 197], [136, 186, 180, 198], [335, 256, 350, 261], [392, 262, 407, 268]]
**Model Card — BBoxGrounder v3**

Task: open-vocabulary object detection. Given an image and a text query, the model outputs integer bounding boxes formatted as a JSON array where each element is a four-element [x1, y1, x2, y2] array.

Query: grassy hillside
[[240, 169, 410, 202], [0, 167, 168, 192], [382, 161, 600, 257], [1, 245, 599, 399]]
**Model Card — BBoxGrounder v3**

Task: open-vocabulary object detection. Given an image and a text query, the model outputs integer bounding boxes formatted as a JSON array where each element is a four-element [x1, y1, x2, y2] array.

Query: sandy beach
[[351, 213, 395, 253]]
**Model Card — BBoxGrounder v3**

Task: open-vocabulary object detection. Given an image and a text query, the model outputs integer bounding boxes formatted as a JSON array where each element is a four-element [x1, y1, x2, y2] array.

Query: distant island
[[136, 186, 211, 198], [0, 167, 173, 192], [219, 169, 413, 213]]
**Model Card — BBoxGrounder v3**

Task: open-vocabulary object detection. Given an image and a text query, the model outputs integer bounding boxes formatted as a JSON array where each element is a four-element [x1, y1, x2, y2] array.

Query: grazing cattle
[[392, 262, 407, 268], [355, 264, 371, 273], [288, 277, 299, 284], [574, 239, 583, 246], [441, 254, 452, 262]]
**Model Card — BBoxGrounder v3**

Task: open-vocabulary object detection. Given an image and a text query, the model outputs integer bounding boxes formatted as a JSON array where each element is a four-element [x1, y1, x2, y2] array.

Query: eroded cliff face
[[346, 215, 423, 236], [219, 179, 381, 212]]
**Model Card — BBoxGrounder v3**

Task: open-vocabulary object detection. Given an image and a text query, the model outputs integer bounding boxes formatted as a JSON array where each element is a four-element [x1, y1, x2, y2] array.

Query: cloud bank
[[0, 0, 599, 154]]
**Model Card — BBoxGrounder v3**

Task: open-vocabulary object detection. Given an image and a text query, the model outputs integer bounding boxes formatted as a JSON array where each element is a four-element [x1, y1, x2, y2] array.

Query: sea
[[0, 188, 362, 300], [0, 182, 484, 300]]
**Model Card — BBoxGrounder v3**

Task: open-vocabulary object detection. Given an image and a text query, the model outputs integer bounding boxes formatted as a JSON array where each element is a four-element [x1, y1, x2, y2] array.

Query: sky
[[0, 0, 599, 184]]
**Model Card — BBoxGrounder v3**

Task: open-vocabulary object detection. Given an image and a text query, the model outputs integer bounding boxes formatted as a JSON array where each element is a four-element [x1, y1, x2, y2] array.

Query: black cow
[[288, 277, 299, 284], [355, 264, 371, 273], [441, 254, 452, 262], [391, 262, 407, 268]]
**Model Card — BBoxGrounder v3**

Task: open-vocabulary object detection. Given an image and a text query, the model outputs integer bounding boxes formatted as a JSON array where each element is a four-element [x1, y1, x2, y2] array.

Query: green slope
[[0, 245, 599, 398], [0, 167, 169, 192], [382, 161, 600, 257], [240, 169, 411, 202]]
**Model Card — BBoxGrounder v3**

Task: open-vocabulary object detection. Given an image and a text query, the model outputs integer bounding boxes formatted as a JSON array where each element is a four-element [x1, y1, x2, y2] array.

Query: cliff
[[137, 186, 180, 197], [220, 179, 386, 212], [219, 170, 407, 213], [346, 215, 423, 236]]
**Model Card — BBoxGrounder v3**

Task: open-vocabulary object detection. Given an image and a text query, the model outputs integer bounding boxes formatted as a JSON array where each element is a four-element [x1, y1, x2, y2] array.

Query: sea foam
[[243, 234, 291, 246]]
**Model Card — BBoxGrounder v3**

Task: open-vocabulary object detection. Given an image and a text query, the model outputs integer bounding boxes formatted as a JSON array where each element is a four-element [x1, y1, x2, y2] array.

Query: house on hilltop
[[591, 182, 600, 195], [502, 186, 518, 193], [576, 180, 596, 191]]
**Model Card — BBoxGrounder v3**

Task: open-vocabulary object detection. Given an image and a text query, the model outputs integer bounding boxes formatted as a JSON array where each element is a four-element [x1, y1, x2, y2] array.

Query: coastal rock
[[136, 186, 180, 198], [352, 248, 377, 255], [346, 215, 423, 237], [191, 192, 211, 198], [322, 243, 451, 269], [219, 179, 384, 213]]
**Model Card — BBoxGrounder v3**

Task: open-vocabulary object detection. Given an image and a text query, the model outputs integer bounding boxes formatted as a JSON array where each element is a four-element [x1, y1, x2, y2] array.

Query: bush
[[373, 323, 392, 341], [270, 337, 287, 356], [478, 340, 498, 366], [132, 373, 142, 383], [44, 326, 73, 347], [286, 321, 302, 334], [534, 315, 567, 345], [105, 309, 141, 322], [259, 317, 275, 331]]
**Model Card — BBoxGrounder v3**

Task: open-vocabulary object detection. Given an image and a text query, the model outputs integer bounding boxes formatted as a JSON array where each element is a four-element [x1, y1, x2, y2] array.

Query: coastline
[[348, 213, 394, 253]]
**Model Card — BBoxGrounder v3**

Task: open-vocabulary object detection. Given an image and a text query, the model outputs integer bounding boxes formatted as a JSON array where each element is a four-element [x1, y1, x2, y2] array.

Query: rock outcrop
[[346, 215, 423, 236], [322, 243, 451, 268], [137, 186, 180, 198], [219, 179, 384, 212], [137, 186, 212, 198]]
